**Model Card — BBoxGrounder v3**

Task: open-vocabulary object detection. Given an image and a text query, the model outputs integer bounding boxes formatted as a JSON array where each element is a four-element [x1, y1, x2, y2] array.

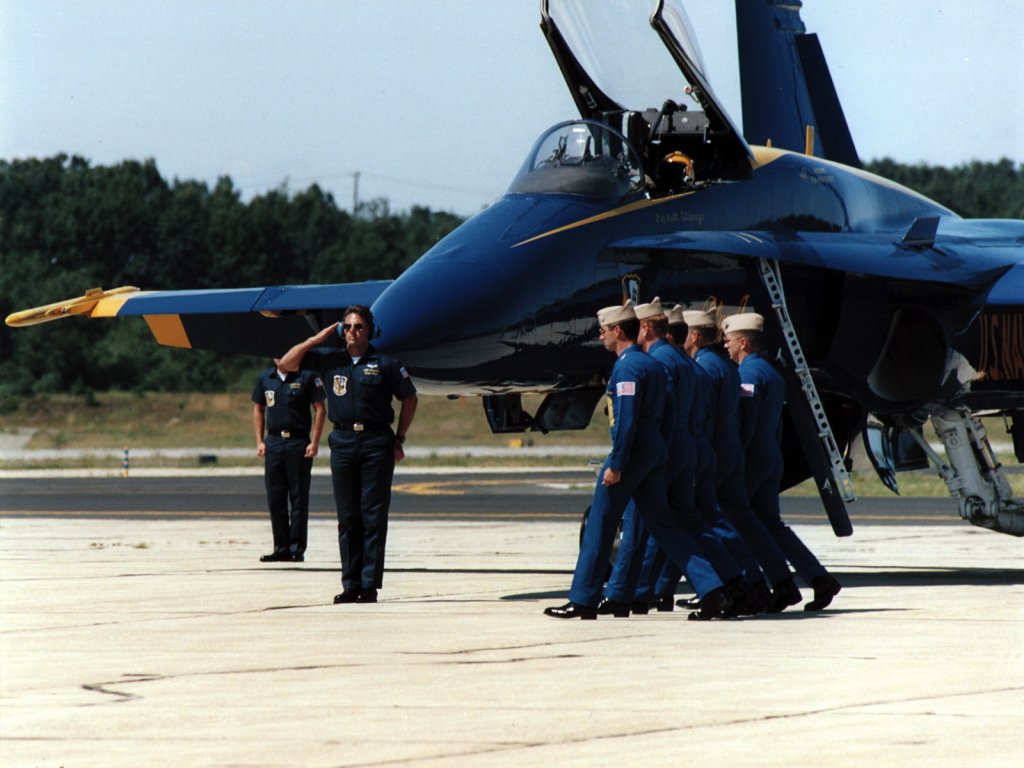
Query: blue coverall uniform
[[604, 339, 737, 604], [304, 344, 417, 593], [644, 348, 755, 598], [569, 344, 723, 609], [695, 345, 793, 586], [252, 368, 325, 556], [739, 351, 827, 583]]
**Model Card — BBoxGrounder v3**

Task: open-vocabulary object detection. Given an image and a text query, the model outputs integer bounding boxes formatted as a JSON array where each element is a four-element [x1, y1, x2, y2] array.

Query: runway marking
[[392, 478, 555, 496]]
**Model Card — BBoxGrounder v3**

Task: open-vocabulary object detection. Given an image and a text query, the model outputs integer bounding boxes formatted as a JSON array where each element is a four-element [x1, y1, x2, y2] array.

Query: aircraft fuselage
[[372, 147, 1024, 419]]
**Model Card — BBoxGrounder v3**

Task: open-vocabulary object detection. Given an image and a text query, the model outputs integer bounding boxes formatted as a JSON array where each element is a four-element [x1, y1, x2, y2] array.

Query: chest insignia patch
[[334, 375, 348, 396], [264, 390, 275, 407]]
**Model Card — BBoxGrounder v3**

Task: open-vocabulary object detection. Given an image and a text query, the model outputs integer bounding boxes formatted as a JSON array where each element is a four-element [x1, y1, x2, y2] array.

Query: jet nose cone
[[372, 256, 503, 362]]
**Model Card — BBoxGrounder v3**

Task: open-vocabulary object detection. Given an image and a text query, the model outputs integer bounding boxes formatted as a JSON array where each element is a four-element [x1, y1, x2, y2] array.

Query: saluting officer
[[252, 359, 326, 563], [545, 302, 732, 621], [723, 312, 842, 611], [280, 305, 418, 605]]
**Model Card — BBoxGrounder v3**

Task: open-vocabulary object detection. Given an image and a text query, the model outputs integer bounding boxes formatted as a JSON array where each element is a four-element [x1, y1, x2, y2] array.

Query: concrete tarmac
[[2, 510, 1022, 766]]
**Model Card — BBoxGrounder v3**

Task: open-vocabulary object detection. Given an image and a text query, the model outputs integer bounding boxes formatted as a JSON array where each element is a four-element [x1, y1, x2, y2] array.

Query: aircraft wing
[[608, 219, 1024, 290], [5, 280, 394, 357]]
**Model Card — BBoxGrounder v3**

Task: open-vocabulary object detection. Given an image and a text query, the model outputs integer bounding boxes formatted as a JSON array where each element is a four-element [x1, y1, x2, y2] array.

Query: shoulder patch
[[616, 381, 636, 396], [740, 382, 756, 397], [400, 366, 410, 379]]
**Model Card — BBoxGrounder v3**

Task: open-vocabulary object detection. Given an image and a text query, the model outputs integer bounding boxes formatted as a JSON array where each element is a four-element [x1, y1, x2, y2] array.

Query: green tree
[[0, 155, 467, 394]]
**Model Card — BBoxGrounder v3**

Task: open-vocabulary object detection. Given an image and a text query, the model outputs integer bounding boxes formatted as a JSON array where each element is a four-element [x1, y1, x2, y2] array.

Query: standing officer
[[252, 359, 325, 563], [544, 302, 732, 621], [279, 306, 418, 605], [723, 312, 842, 611], [685, 309, 803, 612]]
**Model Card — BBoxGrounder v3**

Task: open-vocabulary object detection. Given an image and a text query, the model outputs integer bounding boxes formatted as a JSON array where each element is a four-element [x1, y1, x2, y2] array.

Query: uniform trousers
[[747, 465, 826, 584], [264, 435, 313, 555], [328, 429, 395, 591], [715, 464, 794, 585], [570, 455, 723, 608], [634, 463, 747, 602]]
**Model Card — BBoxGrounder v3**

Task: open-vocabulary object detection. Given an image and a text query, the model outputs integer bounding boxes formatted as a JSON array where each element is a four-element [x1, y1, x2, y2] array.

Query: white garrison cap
[[682, 309, 716, 327], [597, 300, 636, 326], [722, 312, 764, 333], [666, 304, 686, 324], [634, 297, 665, 320]]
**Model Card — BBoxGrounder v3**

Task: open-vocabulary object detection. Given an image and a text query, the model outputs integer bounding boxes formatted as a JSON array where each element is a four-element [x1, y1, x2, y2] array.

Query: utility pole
[[351, 171, 360, 214]]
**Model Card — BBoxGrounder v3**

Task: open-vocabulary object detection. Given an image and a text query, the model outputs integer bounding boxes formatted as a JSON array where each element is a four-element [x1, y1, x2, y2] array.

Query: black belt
[[267, 429, 309, 440], [333, 421, 389, 432]]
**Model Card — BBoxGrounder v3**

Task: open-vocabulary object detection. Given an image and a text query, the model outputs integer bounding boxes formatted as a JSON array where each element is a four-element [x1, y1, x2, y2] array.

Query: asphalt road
[[0, 472, 966, 527]]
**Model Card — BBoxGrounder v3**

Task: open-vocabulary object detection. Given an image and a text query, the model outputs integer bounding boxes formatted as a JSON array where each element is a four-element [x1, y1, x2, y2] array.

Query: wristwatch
[[395, 434, 406, 444]]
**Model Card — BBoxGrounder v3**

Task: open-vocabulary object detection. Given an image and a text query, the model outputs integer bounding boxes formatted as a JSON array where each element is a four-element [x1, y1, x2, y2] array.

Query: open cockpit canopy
[[538, 0, 753, 190], [507, 120, 645, 201]]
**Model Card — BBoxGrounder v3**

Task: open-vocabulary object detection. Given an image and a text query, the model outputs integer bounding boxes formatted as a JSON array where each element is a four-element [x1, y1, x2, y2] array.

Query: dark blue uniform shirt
[[606, 344, 668, 472], [738, 351, 786, 482], [251, 368, 324, 433], [695, 345, 743, 481], [304, 344, 416, 426]]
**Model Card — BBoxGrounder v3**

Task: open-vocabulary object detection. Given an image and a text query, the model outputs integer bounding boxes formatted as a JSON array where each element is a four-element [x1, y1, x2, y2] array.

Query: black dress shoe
[[630, 601, 650, 615], [356, 589, 378, 603], [653, 595, 675, 612], [259, 551, 290, 562], [675, 595, 701, 610], [804, 574, 842, 611], [740, 581, 772, 615], [768, 577, 803, 613], [543, 601, 597, 620], [597, 598, 630, 617], [723, 578, 755, 617], [333, 590, 360, 604], [290, 552, 304, 562], [686, 586, 734, 621]]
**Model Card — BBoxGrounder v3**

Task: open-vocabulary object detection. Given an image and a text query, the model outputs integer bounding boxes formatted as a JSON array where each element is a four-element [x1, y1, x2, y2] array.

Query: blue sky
[[2, 0, 1021, 215]]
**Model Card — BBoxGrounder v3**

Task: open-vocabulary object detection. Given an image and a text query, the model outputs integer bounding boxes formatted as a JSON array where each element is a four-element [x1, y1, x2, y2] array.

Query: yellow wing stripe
[[92, 293, 143, 317], [144, 315, 191, 348], [4, 286, 140, 327]]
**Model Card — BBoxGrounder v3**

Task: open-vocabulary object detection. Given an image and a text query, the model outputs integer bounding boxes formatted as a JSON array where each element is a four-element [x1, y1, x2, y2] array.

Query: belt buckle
[[281, 430, 291, 438], [353, 423, 364, 432]]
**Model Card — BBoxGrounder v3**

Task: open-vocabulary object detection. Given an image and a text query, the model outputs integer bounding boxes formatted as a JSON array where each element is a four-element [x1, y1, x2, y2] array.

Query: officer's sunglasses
[[342, 322, 365, 332]]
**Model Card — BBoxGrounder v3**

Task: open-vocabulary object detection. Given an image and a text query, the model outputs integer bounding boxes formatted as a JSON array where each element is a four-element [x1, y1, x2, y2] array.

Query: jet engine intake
[[866, 307, 948, 405]]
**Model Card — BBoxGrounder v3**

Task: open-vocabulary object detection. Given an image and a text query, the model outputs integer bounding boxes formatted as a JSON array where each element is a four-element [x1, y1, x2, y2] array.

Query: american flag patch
[[740, 383, 756, 397], [616, 381, 636, 396], [400, 366, 410, 379]]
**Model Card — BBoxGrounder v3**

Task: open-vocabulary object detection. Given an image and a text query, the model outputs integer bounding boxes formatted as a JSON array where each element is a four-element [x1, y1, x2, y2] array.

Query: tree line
[[0, 155, 464, 395], [1, 154, 1021, 396]]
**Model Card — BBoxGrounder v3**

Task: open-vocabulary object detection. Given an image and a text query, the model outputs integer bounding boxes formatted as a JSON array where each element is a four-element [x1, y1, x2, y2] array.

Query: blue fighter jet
[[8, 0, 1024, 537]]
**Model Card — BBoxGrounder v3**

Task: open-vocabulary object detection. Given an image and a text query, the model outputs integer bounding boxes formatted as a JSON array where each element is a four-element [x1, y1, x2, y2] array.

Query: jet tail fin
[[736, 0, 861, 167]]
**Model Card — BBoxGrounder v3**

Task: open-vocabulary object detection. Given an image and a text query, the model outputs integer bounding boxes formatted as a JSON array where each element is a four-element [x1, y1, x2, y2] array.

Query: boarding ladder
[[758, 258, 856, 503]]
